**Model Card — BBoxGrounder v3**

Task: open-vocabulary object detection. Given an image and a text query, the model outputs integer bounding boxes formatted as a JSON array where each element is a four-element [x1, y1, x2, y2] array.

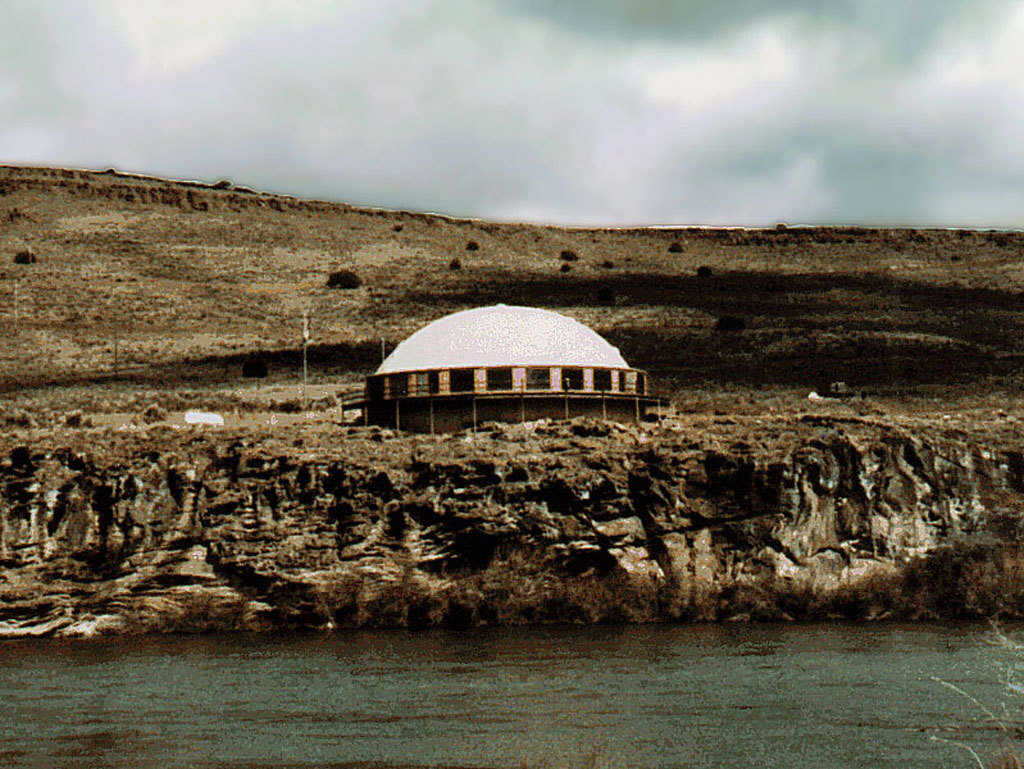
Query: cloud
[[496, 0, 1004, 61], [1, 0, 1024, 225], [638, 23, 798, 114], [97, 0, 339, 75]]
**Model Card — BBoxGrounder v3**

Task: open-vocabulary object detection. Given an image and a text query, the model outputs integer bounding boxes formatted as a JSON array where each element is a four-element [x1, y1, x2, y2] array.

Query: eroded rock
[[0, 418, 1021, 635]]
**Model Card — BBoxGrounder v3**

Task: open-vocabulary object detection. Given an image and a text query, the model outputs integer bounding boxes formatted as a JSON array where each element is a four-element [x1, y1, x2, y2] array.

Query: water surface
[[1, 622, 1020, 768]]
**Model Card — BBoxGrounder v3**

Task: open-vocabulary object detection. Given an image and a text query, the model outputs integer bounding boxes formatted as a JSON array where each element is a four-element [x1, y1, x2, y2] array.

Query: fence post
[[301, 310, 309, 413]]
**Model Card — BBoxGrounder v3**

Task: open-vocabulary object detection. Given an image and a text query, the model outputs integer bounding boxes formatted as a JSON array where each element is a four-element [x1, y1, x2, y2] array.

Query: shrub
[[989, 749, 1023, 769], [668, 242, 683, 253], [212, 179, 232, 189], [596, 286, 615, 305], [559, 249, 578, 261], [14, 249, 35, 264], [275, 398, 303, 413], [141, 404, 167, 424], [309, 394, 339, 411], [6, 410, 35, 429], [448, 258, 461, 271], [242, 358, 268, 378], [697, 265, 713, 278], [465, 240, 479, 251], [600, 260, 614, 269], [64, 410, 85, 427], [560, 263, 572, 273], [393, 224, 403, 232], [10, 445, 32, 468], [326, 269, 362, 289], [715, 316, 746, 332]]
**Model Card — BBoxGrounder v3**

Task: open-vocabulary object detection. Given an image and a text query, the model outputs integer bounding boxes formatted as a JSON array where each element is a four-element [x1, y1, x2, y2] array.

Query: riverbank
[[3, 415, 1023, 637]]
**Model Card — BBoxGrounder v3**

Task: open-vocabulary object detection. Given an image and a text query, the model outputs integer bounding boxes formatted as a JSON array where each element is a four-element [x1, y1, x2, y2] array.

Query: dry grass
[[4, 164, 1024, 429], [990, 752, 1024, 769], [264, 542, 1024, 630]]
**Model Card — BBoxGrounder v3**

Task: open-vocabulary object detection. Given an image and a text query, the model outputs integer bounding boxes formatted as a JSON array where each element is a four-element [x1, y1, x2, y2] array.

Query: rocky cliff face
[[2, 417, 1022, 637]]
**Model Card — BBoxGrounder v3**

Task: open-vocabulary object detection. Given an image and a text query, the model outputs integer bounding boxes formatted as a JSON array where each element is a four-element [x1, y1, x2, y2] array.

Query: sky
[[3, 0, 1024, 226]]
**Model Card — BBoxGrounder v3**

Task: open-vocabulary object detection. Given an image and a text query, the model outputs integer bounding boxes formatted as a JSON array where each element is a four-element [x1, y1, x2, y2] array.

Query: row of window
[[368, 367, 646, 399]]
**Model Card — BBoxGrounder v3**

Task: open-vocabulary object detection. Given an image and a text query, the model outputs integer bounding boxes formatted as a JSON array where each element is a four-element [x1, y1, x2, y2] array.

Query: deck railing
[[367, 367, 654, 401]]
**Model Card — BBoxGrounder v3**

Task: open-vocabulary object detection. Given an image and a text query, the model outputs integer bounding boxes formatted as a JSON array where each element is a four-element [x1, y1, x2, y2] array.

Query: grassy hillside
[[1, 164, 1023, 418]]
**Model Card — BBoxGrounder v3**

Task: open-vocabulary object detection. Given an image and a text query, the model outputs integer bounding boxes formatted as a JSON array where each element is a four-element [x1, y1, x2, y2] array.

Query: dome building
[[362, 305, 656, 432]]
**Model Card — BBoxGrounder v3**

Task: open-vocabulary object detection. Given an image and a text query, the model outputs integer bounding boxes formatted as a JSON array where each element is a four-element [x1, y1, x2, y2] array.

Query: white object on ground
[[185, 410, 225, 426], [807, 391, 822, 400]]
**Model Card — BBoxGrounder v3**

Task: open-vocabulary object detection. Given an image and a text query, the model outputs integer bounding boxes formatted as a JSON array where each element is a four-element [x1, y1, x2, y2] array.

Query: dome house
[[362, 305, 656, 432]]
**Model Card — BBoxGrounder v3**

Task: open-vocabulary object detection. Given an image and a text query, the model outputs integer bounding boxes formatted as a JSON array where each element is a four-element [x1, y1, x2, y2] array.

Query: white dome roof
[[376, 305, 629, 374]]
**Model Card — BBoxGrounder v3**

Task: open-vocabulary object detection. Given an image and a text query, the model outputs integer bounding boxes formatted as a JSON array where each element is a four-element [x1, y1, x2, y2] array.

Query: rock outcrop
[[1, 417, 1022, 637]]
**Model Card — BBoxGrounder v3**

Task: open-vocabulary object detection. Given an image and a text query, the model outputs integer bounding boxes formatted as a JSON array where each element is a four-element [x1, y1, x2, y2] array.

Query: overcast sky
[[3, 0, 1024, 226]]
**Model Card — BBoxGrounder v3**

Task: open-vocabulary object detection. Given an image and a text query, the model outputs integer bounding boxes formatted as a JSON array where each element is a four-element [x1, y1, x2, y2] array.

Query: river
[[1, 622, 1021, 768]]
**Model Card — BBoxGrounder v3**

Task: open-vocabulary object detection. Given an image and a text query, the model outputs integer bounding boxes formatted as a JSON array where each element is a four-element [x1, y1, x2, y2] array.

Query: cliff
[[2, 416, 1023, 637]]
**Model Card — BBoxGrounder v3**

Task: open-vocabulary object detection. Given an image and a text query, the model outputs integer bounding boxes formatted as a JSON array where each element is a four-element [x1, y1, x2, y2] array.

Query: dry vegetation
[[1, 164, 1024, 428]]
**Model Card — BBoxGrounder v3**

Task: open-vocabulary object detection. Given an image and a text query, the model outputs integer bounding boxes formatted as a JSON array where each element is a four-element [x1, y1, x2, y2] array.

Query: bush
[[600, 260, 614, 269], [326, 269, 362, 289], [10, 445, 32, 468], [465, 240, 479, 251], [141, 404, 167, 424], [560, 263, 572, 273], [668, 242, 683, 253], [559, 249, 578, 261], [715, 316, 746, 332], [393, 224, 403, 232], [448, 258, 461, 271], [5, 410, 35, 429], [697, 265, 713, 278], [14, 249, 35, 264], [242, 358, 268, 378], [596, 286, 615, 305], [212, 179, 232, 189]]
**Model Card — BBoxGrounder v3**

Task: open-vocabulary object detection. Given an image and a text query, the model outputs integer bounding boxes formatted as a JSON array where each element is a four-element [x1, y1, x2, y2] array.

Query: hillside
[[2, 163, 1023, 421], [4, 165, 1024, 637]]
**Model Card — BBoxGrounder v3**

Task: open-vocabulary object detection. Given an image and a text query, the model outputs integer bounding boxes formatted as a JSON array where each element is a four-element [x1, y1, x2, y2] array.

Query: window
[[561, 367, 584, 390], [413, 372, 429, 395], [526, 367, 551, 390], [428, 370, 440, 394], [592, 369, 612, 391], [449, 368, 475, 392], [637, 373, 646, 394], [486, 367, 513, 391], [622, 371, 637, 393], [389, 373, 408, 397], [367, 376, 385, 400]]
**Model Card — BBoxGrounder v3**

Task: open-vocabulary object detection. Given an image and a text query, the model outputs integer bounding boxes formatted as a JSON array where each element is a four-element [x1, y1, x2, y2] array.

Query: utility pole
[[302, 309, 310, 413]]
